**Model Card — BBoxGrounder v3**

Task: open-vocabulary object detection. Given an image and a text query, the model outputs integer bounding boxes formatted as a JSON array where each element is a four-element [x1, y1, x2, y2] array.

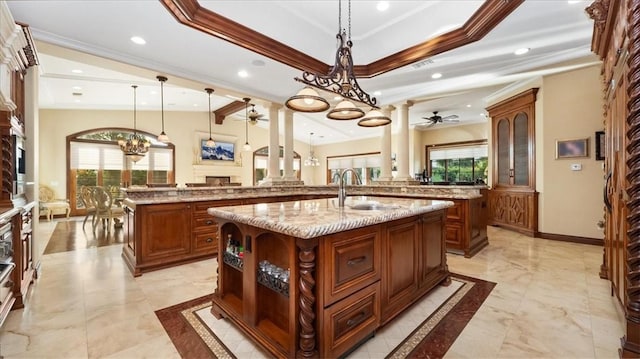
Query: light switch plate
[[571, 163, 582, 171]]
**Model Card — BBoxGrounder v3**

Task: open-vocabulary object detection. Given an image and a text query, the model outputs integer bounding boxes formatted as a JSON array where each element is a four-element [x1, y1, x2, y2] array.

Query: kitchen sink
[[349, 203, 401, 211]]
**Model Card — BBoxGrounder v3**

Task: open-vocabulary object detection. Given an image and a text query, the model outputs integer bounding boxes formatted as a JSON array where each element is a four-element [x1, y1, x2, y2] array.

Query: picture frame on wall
[[556, 138, 589, 159], [201, 140, 235, 161], [595, 131, 605, 161]]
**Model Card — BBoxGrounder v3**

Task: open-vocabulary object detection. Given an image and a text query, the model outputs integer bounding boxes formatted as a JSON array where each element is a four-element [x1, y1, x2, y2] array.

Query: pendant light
[[304, 132, 320, 167], [242, 97, 252, 151], [205, 88, 215, 147], [358, 108, 392, 127], [156, 75, 170, 143], [118, 85, 150, 162]]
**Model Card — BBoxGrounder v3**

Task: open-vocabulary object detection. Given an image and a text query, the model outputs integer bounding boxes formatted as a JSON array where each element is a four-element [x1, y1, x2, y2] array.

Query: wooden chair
[[92, 186, 124, 232], [79, 186, 96, 230], [39, 185, 70, 221]]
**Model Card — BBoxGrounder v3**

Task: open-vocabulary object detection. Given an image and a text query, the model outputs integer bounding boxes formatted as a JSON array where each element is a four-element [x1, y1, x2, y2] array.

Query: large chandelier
[[118, 85, 150, 162], [304, 132, 320, 167], [285, 0, 391, 127]]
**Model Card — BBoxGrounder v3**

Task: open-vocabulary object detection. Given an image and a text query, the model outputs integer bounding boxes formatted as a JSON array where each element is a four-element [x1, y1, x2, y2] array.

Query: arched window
[[67, 128, 175, 215]]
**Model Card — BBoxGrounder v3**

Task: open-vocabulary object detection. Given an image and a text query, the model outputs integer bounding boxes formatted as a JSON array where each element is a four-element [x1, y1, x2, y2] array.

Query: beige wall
[[539, 65, 604, 239], [39, 109, 313, 196]]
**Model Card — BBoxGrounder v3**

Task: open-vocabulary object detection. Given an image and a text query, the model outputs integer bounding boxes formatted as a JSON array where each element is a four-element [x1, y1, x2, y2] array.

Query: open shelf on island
[[223, 251, 244, 271]]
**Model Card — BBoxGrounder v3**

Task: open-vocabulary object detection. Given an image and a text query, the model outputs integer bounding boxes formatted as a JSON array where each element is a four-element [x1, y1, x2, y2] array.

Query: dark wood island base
[[208, 197, 452, 358]]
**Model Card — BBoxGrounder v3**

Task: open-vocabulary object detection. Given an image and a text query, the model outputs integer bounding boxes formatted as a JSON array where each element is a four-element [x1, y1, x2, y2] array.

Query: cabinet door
[[140, 203, 191, 263], [381, 218, 418, 321], [496, 118, 511, 186], [420, 211, 446, 287], [512, 112, 530, 186]]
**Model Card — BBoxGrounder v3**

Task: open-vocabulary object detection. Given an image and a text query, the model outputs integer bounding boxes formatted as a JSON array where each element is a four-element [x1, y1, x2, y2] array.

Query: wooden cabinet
[[381, 211, 449, 324], [12, 202, 35, 309], [487, 89, 538, 236], [588, 0, 640, 355], [211, 207, 449, 358]]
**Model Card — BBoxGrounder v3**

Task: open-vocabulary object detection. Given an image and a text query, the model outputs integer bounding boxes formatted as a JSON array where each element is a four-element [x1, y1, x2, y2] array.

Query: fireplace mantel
[[193, 164, 242, 183]]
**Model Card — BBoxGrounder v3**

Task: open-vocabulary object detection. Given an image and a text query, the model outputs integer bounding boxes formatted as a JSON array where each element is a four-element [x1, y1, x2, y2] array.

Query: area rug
[[43, 218, 124, 254], [155, 273, 495, 359]]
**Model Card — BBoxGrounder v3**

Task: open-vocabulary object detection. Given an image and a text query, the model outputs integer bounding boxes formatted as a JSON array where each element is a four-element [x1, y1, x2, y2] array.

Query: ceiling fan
[[248, 104, 268, 125], [418, 111, 459, 128]]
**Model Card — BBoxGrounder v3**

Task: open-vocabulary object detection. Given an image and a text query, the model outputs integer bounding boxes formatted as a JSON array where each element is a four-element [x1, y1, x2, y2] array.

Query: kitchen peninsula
[[121, 184, 487, 276], [207, 196, 453, 358]]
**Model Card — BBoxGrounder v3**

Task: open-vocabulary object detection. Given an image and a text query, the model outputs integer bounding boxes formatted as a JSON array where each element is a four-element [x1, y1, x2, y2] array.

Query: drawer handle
[[206, 237, 213, 243], [346, 311, 366, 327], [205, 220, 213, 225], [347, 256, 366, 266]]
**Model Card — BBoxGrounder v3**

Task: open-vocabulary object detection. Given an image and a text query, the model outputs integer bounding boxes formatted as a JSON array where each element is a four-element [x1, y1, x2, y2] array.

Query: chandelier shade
[[119, 85, 150, 162], [284, 0, 390, 127], [326, 99, 364, 120], [357, 109, 392, 127], [242, 97, 252, 151], [157, 75, 170, 143], [285, 87, 330, 112], [205, 88, 216, 147]]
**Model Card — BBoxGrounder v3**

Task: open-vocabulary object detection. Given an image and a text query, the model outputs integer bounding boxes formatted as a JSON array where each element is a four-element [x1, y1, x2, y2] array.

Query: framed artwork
[[556, 138, 589, 159], [595, 131, 605, 161], [201, 140, 235, 161]]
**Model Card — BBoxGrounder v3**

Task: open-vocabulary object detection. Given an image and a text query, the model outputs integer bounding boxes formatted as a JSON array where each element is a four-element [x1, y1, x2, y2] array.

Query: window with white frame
[[327, 153, 381, 185]]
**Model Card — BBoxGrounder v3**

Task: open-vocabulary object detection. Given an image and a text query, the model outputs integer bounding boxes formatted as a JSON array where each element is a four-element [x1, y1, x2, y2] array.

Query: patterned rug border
[[155, 273, 495, 359]]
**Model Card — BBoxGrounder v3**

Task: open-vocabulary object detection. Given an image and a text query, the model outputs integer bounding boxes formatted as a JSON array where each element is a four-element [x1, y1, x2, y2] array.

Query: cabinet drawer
[[321, 282, 380, 358], [323, 227, 380, 306], [446, 200, 463, 221], [193, 232, 217, 254], [193, 200, 241, 215], [193, 216, 218, 230]]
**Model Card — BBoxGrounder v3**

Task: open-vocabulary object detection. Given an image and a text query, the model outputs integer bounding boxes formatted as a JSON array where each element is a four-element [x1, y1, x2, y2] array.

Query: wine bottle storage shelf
[[223, 251, 244, 271], [256, 270, 289, 297]]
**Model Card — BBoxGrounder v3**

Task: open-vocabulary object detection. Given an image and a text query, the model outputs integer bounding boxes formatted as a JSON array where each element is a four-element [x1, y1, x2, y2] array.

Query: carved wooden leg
[[297, 238, 318, 359], [622, 1, 640, 356]]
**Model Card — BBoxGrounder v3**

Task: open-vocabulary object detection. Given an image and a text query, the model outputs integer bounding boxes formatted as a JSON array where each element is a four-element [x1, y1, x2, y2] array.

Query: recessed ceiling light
[[251, 59, 265, 66], [130, 36, 146, 45], [74, 99, 81, 103], [514, 47, 530, 55], [373, 91, 382, 96], [333, 96, 343, 101], [72, 86, 82, 90], [567, 0, 582, 3], [141, 102, 147, 105], [150, 91, 157, 95], [193, 104, 199, 107], [71, 69, 83, 74], [466, 104, 471, 108], [238, 70, 249, 78], [376, 1, 389, 11], [431, 73, 442, 79]]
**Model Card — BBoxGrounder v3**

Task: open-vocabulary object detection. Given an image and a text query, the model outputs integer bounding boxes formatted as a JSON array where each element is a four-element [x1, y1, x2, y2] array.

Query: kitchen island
[[121, 184, 486, 276], [207, 196, 453, 358]]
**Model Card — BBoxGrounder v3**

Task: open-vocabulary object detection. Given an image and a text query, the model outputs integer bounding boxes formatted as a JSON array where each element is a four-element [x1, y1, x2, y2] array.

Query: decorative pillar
[[623, 0, 640, 356], [260, 102, 283, 186], [393, 101, 419, 184], [282, 109, 302, 183], [376, 105, 394, 183]]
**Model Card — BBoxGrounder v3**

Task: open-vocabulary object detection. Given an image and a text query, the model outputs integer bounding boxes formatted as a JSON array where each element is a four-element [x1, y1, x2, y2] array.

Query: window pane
[[150, 171, 168, 184], [75, 170, 97, 209], [431, 160, 446, 182], [457, 158, 474, 182], [131, 170, 147, 186], [103, 170, 122, 187]]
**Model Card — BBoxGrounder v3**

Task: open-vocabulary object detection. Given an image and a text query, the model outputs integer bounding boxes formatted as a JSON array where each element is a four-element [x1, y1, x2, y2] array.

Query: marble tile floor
[[0, 217, 624, 358]]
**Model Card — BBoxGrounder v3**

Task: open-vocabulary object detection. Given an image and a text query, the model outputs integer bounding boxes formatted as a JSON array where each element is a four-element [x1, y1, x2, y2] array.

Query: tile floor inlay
[[155, 274, 495, 358]]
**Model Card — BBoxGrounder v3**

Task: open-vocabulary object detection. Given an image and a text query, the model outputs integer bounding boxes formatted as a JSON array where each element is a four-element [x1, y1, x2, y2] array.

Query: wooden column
[[622, 1, 640, 356], [296, 237, 318, 358]]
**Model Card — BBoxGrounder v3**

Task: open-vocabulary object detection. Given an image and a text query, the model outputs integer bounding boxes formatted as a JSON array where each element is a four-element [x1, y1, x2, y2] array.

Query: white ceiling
[[7, 0, 598, 145]]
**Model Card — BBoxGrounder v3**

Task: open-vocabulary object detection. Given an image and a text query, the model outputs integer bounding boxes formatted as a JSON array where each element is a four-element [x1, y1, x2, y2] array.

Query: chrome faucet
[[338, 168, 362, 207]]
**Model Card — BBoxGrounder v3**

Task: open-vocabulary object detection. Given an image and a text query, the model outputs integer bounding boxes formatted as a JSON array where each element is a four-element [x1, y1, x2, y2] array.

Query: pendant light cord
[[132, 85, 137, 134], [160, 80, 165, 132], [206, 88, 214, 139]]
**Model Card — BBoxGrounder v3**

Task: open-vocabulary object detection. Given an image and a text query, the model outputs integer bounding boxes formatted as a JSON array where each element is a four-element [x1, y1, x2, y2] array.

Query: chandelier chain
[[348, 0, 351, 41], [338, 0, 341, 34], [133, 85, 137, 133]]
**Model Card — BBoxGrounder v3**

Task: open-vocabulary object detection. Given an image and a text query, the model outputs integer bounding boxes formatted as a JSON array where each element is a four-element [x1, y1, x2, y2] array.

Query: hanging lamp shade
[[327, 100, 364, 120], [358, 109, 391, 127], [285, 87, 330, 112], [205, 88, 216, 147], [157, 75, 170, 143]]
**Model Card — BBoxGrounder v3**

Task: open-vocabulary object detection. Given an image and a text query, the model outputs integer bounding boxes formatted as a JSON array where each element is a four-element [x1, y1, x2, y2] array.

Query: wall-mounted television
[[201, 140, 235, 161]]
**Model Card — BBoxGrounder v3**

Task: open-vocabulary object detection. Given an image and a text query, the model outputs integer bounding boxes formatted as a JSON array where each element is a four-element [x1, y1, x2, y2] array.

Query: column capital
[[268, 102, 283, 111], [383, 105, 396, 112]]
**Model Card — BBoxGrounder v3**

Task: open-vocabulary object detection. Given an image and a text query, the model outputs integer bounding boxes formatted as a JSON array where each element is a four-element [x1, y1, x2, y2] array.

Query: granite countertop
[[207, 196, 454, 239], [123, 184, 486, 206]]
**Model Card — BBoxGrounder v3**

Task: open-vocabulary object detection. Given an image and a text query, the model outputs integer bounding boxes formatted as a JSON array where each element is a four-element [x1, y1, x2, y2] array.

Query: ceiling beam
[[161, 0, 524, 78], [213, 100, 245, 125]]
